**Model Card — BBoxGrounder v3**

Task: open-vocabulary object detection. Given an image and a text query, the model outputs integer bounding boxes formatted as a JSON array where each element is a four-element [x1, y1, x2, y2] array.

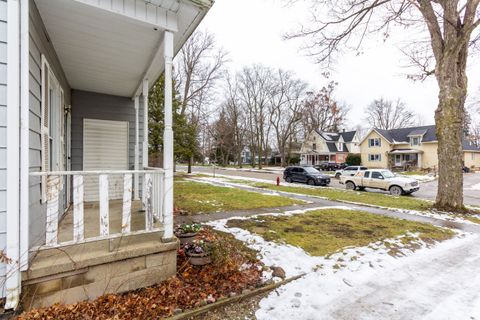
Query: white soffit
[[34, 0, 208, 97]]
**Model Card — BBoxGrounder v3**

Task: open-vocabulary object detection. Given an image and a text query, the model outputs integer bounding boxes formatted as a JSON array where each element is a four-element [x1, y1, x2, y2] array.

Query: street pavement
[[178, 165, 480, 206]]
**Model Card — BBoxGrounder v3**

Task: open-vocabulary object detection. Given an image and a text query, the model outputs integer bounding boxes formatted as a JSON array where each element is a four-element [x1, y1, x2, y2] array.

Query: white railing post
[[46, 176, 60, 245], [99, 174, 109, 236], [122, 174, 133, 233], [163, 30, 174, 240], [143, 173, 153, 231], [73, 175, 84, 242]]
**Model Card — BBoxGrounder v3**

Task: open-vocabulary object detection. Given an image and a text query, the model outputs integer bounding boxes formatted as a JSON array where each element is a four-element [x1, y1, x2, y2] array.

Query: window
[[338, 143, 343, 151], [369, 154, 382, 162], [312, 143, 317, 151], [41, 55, 64, 202], [410, 136, 421, 146], [364, 171, 370, 178], [371, 172, 383, 179], [368, 138, 381, 147]]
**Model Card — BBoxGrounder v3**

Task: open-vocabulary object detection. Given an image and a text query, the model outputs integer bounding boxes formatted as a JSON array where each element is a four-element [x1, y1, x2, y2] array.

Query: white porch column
[[6, 0, 21, 310], [163, 30, 174, 240], [134, 96, 140, 200], [142, 80, 149, 168]]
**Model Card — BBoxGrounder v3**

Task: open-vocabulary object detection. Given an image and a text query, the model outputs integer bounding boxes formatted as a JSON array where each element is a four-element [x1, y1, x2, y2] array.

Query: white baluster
[[73, 175, 84, 242], [122, 174, 133, 233], [46, 175, 60, 245], [99, 174, 109, 236]]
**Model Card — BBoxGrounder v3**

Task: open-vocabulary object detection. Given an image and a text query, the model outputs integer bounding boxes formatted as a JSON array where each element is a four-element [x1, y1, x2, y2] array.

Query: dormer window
[[410, 136, 421, 146], [337, 143, 343, 151]]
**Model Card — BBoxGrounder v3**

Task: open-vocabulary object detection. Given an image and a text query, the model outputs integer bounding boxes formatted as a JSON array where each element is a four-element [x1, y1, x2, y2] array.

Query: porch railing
[[30, 169, 167, 248]]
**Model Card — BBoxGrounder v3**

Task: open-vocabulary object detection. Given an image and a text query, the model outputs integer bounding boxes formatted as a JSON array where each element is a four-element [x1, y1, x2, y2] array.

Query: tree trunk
[[187, 155, 193, 174], [434, 55, 467, 212]]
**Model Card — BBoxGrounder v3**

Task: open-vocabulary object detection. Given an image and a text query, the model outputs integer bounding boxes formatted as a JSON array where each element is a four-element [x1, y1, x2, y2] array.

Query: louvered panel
[[83, 119, 128, 201]]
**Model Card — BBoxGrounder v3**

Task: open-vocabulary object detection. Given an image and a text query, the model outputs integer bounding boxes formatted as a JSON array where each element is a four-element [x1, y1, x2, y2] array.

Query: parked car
[[334, 166, 368, 179], [339, 169, 420, 196], [283, 166, 331, 186], [463, 166, 470, 173], [314, 162, 338, 171]]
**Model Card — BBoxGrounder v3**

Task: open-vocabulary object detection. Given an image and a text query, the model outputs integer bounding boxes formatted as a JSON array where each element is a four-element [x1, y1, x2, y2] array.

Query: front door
[[395, 154, 402, 166], [83, 119, 129, 202]]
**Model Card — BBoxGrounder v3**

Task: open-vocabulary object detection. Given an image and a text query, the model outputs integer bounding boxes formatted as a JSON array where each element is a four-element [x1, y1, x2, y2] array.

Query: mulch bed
[[16, 229, 263, 320]]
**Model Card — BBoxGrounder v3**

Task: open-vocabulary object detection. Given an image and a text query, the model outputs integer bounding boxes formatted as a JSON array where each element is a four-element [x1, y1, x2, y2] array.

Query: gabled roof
[[370, 125, 437, 144], [314, 130, 357, 143], [362, 125, 480, 152]]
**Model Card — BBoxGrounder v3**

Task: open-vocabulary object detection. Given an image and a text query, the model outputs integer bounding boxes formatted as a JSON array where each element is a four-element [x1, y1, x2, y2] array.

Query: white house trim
[[162, 30, 174, 239], [6, 0, 21, 310], [73, 0, 179, 32], [20, 0, 30, 273], [134, 96, 140, 200]]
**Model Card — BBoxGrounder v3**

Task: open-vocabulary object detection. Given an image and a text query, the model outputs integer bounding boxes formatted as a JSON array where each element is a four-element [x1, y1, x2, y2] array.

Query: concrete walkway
[[178, 178, 480, 234]]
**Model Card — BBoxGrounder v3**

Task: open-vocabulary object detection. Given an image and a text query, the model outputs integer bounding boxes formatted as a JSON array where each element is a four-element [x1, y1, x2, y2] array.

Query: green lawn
[[174, 180, 303, 214], [253, 183, 433, 211], [227, 209, 454, 257]]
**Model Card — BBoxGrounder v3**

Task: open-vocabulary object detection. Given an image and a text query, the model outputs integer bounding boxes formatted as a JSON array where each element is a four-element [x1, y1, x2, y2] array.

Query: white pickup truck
[[339, 169, 420, 196]]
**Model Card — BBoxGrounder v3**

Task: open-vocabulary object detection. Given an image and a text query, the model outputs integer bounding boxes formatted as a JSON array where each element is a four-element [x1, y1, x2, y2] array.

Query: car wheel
[[390, 185, 403, 196], [335, 173, 341, 179], [307, 179, 316, 186], [285, 177, 292, 183], [345, 181, 356, 190]]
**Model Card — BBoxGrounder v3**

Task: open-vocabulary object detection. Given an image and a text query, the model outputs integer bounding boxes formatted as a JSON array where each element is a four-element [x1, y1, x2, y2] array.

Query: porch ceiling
[[34, 0, 209, 97]]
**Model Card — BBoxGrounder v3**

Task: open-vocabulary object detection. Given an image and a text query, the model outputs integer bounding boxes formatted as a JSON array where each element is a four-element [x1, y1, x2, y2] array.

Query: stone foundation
[[22, 234, 178, 310]]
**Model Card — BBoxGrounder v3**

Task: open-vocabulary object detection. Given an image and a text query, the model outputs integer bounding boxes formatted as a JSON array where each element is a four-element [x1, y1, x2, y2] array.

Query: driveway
[[179, 166, 480, 206]]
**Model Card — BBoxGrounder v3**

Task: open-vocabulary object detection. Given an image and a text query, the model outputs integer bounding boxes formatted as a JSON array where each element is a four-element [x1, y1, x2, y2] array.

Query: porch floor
[[57, 199, 157, 243]]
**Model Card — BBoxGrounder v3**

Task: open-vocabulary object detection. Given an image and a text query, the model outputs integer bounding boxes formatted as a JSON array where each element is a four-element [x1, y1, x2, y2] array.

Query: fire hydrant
[[276, 176, 280, 186]]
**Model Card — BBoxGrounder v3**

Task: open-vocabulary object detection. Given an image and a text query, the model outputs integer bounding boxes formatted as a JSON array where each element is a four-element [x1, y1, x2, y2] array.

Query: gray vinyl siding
[[71, 90, 144, 176], [28, 0, 71, 248], [0, 0, 7, 298]]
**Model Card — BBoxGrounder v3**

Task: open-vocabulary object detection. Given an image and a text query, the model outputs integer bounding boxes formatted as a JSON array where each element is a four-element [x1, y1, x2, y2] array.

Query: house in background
[[360, 125, 480, 170], [1, 0, 211, 310], [300, 130, 360, 165]]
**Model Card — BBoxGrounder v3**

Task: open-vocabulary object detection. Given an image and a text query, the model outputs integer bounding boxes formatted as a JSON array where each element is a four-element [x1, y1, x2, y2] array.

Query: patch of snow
[[397, 174, 437, 183], [256, 233, 479, 320], [469, 183, 480, 191]]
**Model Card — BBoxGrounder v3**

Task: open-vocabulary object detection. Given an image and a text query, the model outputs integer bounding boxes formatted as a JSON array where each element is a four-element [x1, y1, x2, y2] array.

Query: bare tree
[[222, 73, 246, 167], [269, 69, 308, 167], [300, 81, 347, 136], [238, 65, 274, 169], [365, 98, 417, 130], [286, 0, 480, 211], [175, 30, 228, 172]]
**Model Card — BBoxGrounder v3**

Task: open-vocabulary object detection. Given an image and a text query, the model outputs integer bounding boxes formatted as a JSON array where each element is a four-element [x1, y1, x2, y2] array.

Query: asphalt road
[[179, 166, 480, 206]]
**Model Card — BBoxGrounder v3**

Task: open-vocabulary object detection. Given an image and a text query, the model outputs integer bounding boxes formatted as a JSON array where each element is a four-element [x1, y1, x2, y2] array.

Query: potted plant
[[184, 240, 212, 266], [175, 223, 202, 245]]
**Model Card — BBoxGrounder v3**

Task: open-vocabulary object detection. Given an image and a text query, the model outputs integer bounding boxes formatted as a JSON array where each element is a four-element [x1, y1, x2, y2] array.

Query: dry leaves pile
[[17, 229, 263, 320]]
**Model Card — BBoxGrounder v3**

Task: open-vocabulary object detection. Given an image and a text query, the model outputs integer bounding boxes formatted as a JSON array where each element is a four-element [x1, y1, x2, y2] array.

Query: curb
[[165, 274, 304, 320]]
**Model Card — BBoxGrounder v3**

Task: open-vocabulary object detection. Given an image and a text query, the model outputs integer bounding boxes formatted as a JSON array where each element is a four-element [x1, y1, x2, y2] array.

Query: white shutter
[[40, 55, 51, 203], [83, 119, 129, 202]]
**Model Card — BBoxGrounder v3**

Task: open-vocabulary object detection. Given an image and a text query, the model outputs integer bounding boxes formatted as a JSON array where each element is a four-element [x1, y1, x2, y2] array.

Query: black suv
[[283, 166, 331, 186]]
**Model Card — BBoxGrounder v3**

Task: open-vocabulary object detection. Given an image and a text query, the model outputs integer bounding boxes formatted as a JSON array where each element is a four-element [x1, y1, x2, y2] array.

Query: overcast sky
[[197, 0, 480, 129]]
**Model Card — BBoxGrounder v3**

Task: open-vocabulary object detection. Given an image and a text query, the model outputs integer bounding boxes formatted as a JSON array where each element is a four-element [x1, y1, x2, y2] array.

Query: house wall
[[71, 90, 144, 174], [464, 152, 480, 169], [300, 131, 329, 154], [0, 0, 8, 297], [360, 131, 390, 168], [28, 0, 71, 248], [390, 142, 438, 169]]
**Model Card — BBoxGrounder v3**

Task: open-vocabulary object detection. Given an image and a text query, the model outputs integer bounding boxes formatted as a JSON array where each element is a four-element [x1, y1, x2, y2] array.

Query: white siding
[[0, 0, 7, 298]]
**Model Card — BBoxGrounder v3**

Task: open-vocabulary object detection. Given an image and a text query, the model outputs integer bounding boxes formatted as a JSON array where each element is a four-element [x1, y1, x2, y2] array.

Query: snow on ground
[[256, 233, 480, 320], [397, 174, 437, 183], [469, 182, 480, 191], [210, 210, 478, 319]]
